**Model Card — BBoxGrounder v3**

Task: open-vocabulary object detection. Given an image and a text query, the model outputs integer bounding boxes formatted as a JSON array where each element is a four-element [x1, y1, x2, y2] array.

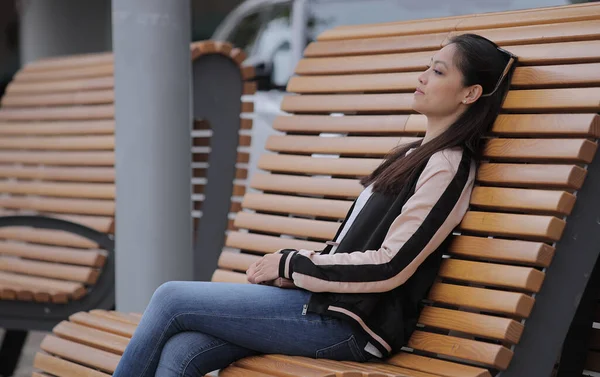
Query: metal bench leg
[[0, 330, 28, 377], [556, 255, 600, 377]]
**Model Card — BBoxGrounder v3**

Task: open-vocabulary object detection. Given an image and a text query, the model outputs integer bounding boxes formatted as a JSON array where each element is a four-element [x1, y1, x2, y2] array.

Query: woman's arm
[[272, 150, 474, 294]]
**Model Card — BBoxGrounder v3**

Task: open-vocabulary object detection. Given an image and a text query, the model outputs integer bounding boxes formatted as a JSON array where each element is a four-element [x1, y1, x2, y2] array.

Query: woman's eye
[[433, 69, 443, 75]]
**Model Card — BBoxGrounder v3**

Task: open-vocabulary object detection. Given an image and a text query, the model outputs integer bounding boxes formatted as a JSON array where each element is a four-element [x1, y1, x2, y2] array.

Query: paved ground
[[1, 329, 47, 377]]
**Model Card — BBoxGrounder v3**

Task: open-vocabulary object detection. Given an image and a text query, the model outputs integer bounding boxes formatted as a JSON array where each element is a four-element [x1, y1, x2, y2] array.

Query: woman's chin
[[411, 99, 426, 115]]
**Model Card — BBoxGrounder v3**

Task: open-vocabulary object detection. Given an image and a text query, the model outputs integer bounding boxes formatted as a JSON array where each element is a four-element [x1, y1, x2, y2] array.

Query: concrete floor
[[1, 329, 47, 377]]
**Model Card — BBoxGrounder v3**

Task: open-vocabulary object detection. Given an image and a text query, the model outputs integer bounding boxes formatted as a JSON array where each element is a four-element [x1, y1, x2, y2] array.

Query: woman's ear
[[462, 84, 483, 105]]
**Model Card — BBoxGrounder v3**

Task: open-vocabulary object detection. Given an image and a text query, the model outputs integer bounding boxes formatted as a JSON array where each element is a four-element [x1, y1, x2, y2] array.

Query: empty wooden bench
[[33, 2, 600, 377], [0, 41, 254, 377]]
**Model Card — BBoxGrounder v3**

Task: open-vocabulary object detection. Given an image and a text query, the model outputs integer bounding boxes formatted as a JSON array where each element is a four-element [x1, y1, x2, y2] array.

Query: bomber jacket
[[277, 147, 476, 357]]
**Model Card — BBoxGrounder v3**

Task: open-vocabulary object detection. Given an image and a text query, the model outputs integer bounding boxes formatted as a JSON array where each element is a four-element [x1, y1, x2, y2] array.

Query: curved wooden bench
[[0, 41, 254, 376], [33, 2, 600, 377]]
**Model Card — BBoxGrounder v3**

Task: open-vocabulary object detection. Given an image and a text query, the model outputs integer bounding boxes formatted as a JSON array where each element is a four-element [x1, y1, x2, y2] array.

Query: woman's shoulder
[[428, 146, 467, 176]]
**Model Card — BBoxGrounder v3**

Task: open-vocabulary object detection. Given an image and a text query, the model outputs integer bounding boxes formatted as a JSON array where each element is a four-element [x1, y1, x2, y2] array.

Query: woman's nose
[[418, 71, 426, 85]]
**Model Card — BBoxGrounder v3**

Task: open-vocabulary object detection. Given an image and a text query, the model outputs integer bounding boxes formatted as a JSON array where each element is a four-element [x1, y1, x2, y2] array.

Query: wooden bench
[[32, 2, 600, 377], [0, 41, 254, 377]]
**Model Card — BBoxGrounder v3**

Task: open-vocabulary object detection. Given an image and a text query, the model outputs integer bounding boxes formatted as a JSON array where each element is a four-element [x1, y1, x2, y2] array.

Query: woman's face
[[412, 44, 469, 117]]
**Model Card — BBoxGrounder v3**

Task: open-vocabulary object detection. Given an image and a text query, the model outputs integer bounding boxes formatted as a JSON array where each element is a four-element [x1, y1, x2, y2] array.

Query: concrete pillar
[[19, 0, 112, 64], [113, 0, 193, 312]]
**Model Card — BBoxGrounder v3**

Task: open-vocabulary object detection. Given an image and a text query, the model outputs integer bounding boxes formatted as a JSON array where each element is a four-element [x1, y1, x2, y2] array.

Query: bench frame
[[504, 150, 600, 376]]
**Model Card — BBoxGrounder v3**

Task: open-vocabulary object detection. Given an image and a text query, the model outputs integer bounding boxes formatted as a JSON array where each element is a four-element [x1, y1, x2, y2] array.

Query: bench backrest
[[0, 41, 254, 304], [212, 2, 600, 376]]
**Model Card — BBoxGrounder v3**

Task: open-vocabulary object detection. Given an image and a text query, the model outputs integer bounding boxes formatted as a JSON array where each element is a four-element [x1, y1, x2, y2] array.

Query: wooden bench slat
[[428, 282, 534, 317], [264, 356, 392, 377], [503, 87, 600, 112], [0, 135, 113, 150], [281, 88, 600, 114], [0, 227, 97, 248], [0, 120, 114, 135], [296, 39, 600, 76], [407, 330, 513, 370], [266, 135, 415, 155], [477, 163, 586, 189], [0, 281, 50, 302], [89, 310, 140, 325], [470, 187, 576, 215], [0, 151, 113, 165], [0, 181, 114, 199], [273, 114, 415, 134], [23, 53, 113, 72], [0, 271, 81, 301], [0, 196, 114, 216], [243, 193, 352, 219], [459, 211, 566, 242], [251, 174, 362, 198], [69, 312, 136, 338], [448, 235, 555, 267], [273, 114, 600, 138], [0, 256, 99, 284], [218, 250, 261, 272], [511, 63, 600, 88], [259, 154, 380, 177], [34, 352, 111, 377], [490, 113, 600, 137], [6, 77, 113, 95], [461, 19, 600, 47], [225, 231, 324, 254], [0, 165, 114, 184], [220, 365, 282, 377], [234, 212, 338, 240], [386, 352, 492, 377], [289, 64, 600, 94], [305, 32, 447, 57], [233, 356, 337, 377], [268, 135, 596, 163], [484, 138, 596, 164], [1, 90, 114, 108], [211, 269, 249, 284], [0, 105, 114, 121], [40, 335, 119, 373], [14, 64, 114, 83], [53, 320, 129, 355], [439, 259, 545, 292], [0, 240, 104, 267], [419, 306, 523, 344]]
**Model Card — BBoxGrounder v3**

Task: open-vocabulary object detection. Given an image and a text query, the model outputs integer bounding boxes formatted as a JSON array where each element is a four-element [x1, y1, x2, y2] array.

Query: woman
[[113, 33, 517, 376]]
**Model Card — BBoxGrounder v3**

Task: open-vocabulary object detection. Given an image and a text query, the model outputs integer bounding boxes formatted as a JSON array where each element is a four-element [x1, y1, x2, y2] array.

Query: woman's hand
[[246, 253, 282, 284]]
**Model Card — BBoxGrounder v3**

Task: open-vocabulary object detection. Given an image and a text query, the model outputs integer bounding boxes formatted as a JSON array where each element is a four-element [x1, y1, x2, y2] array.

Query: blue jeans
[[112, 281, 373, 377]]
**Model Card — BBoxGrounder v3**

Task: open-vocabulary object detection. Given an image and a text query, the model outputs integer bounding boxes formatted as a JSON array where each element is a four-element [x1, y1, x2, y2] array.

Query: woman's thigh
[[146, 281, 371, 360]]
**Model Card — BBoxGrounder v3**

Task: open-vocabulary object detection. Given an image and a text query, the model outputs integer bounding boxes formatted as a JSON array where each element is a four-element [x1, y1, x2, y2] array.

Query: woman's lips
[[415, 88, 425, 95]]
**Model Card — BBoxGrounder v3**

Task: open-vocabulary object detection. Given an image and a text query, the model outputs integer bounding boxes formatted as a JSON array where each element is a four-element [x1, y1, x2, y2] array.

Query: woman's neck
[[422, 112, 462, 145]]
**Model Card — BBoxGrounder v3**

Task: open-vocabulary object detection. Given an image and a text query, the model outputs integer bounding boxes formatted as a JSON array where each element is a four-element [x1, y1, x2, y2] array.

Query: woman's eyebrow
[[432, 60, 449, 68]]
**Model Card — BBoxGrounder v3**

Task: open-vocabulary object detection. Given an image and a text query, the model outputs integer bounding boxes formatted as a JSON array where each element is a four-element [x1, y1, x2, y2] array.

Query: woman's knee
[[149, 281, 186, 308]]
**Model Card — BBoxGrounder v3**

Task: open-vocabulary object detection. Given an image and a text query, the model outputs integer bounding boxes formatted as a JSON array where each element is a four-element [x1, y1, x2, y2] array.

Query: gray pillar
[[113, 0, 193, 312], [19, 0, 112, 64]]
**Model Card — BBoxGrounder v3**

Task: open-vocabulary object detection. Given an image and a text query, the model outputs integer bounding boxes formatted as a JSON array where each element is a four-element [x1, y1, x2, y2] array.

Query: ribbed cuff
[[277, 249, 297, 279]]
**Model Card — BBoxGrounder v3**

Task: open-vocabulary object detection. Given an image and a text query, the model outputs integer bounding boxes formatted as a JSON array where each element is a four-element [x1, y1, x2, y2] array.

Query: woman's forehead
[[431, 44, 457, 66]]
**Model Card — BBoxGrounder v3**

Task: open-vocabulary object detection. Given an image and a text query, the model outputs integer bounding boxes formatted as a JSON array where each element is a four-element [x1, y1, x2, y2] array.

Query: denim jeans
[[112, 281, 373, 377]]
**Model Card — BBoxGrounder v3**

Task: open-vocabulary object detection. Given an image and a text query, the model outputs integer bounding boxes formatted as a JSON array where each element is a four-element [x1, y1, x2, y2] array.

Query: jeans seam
[[180, 340, 228, 377]]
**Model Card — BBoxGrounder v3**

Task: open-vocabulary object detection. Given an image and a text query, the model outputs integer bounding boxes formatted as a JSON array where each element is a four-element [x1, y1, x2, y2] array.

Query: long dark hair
[[361, 34, 517, 195]]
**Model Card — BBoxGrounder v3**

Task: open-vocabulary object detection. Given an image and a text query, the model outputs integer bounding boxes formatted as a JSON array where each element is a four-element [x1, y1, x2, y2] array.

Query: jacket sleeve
[[277, 152, 474, 293]]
